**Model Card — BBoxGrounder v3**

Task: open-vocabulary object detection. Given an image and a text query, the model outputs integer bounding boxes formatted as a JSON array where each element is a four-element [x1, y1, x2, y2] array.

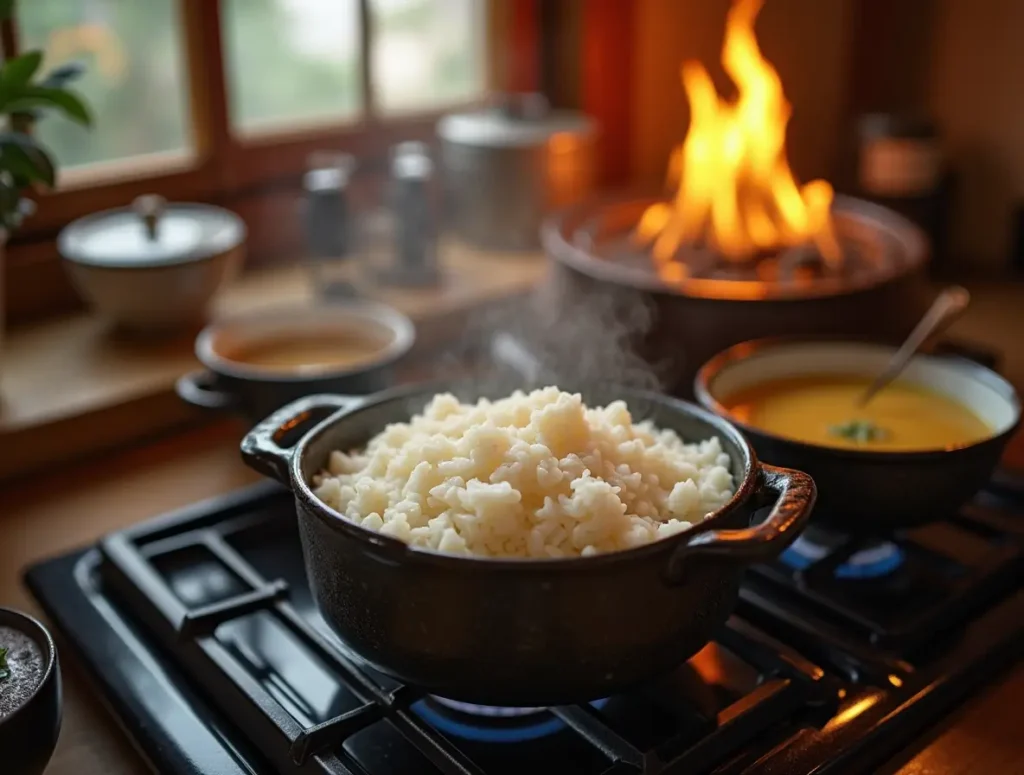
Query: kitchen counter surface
[[0, 279, 1022, 774]]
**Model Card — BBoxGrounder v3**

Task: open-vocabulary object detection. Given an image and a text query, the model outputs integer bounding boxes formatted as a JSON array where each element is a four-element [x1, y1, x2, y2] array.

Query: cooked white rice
[[312, 387, 735, 558]]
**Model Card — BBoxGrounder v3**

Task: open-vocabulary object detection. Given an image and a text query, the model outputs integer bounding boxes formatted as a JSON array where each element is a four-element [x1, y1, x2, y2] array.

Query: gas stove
[[25, 476, 1024, 775]]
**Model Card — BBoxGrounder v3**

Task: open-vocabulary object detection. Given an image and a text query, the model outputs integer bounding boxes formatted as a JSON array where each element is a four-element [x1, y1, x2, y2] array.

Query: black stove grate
[[94, 485, 832, 775], [740, 505, 1024, 681], [24, 479, 1024, 775]]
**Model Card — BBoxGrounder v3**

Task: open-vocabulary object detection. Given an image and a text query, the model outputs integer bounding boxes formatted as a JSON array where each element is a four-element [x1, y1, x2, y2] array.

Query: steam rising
[[430, 274, 669, 406]]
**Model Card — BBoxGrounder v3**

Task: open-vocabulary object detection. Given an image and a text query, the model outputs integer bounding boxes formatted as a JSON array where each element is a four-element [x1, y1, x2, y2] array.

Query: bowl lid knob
[[133, 194, 167, 241]]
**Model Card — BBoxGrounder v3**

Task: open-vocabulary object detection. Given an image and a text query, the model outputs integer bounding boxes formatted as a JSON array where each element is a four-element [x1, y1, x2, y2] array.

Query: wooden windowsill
[[0, 243, 548, 482]]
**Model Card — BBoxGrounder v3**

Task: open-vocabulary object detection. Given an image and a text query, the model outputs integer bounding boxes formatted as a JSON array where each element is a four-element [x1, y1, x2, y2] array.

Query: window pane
[[371, 0, 486, 114], [17, 0, 191, 169], [223, 0, 361, 132]]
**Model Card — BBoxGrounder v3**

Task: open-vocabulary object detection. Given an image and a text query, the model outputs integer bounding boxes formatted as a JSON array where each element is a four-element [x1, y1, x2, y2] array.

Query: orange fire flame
[[635, 0, 840, 282]]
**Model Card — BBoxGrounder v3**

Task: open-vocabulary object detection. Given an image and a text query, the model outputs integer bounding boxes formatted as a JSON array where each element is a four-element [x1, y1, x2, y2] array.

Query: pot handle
[[240, 394, 364, 484], [176, 370, 234, 411], [666, 464, 816, 584]]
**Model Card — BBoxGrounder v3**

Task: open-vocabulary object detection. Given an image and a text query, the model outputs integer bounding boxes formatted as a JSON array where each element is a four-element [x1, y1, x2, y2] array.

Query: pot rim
[[0, 607, 58, 728], [541, 191, 929, 301], [289, 381, 764, 571], [694, 336, 1023, 462], [194, 301, 416, 383]]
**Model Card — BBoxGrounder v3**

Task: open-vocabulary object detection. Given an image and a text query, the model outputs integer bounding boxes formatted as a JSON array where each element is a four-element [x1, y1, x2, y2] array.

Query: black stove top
[[25, 479, 1024, 775]]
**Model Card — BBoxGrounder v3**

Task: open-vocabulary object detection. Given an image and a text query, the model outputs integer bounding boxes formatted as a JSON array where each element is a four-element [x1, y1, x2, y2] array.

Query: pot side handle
[[176, 370, 234, 411], [666, 464, 816, 583], [240, 394, 364, 484]]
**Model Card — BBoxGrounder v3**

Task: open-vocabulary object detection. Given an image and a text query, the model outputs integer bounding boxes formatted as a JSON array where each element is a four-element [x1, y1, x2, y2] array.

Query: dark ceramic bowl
[[696, 339, 1021, 533], [0, 608, 62, 775], [177, 301, 415, 422]]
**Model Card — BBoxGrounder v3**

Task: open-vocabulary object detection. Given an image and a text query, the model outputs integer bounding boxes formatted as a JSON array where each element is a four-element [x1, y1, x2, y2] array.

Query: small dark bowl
[[696, 339, 1022, 533], [0, 608, 62, 775], [177, 301, 415, 423]]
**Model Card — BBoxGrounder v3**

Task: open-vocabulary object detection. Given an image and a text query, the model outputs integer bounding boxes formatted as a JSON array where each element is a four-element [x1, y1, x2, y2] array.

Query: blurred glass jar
[[858, 114, 942, 199], [357, 142, 442, 289], [303, 152, 358, 300], [385, 142, 440, 286]]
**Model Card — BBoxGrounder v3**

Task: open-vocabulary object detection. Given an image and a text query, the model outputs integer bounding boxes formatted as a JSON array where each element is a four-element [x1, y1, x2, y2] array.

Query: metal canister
[[303, 154, 358, 299], [858, 114, 942, 199], [438, 93, 597, 251], [387, 143, 440, 286], [856, 114, 952, 274]]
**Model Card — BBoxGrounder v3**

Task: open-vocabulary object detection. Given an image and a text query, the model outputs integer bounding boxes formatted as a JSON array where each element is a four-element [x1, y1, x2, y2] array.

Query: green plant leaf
[[1, 149, 47, 189], [0, 131, 56, 187], [0, 0, 14, 21], [0, 182, 29, 232], [2, 86, 92, 126], [829, 419, 889, 444], [9, 111, 34, 134], [1, 51, 43, 89], [41, 61, 87, 90]]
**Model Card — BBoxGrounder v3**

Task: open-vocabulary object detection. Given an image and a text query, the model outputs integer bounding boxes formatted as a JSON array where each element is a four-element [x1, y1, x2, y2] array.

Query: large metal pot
[[240, 382, 815, 706], [540, 193, 933, 398], [438, 94, 596, 251]]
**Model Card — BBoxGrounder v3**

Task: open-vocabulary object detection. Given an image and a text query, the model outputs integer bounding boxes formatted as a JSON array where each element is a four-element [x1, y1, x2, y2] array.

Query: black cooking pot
[[240, 383, 815, 706], [696, 339, 1022, 533]]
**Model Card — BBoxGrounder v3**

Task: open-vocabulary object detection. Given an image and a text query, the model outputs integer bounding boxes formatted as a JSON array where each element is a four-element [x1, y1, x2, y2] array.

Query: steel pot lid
[[438, 93, 597, 148], [58, 194, 246, 268]]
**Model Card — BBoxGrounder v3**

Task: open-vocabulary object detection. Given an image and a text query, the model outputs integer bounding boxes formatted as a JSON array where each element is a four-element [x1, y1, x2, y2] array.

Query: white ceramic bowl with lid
[[58, 194, 246, 333]]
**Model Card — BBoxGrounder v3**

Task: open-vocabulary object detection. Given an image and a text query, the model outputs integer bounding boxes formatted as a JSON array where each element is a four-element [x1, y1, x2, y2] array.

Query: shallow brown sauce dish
[[176, 302, 415, 421]]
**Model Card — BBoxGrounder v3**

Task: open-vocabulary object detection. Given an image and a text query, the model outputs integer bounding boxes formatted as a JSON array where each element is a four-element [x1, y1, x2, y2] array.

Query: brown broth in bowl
[[224, 334, 385, 373]]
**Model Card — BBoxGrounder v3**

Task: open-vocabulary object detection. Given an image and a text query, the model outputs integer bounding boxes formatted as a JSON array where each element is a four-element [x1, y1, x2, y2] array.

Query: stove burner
[[780, 534, 906, 579], [412, 697, 609, 743]]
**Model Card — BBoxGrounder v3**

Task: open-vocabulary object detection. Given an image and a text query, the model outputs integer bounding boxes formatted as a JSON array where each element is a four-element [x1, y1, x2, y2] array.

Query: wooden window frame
[[4, 0, 537, 325]]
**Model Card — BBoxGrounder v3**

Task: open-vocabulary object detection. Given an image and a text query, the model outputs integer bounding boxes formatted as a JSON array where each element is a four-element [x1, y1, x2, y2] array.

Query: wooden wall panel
[[929, 0, 1024, 270], [582, 0, 635, 186], [504, 0, 540, 92], [631, 0, 853, 190], [845, 0, 940, 117]]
